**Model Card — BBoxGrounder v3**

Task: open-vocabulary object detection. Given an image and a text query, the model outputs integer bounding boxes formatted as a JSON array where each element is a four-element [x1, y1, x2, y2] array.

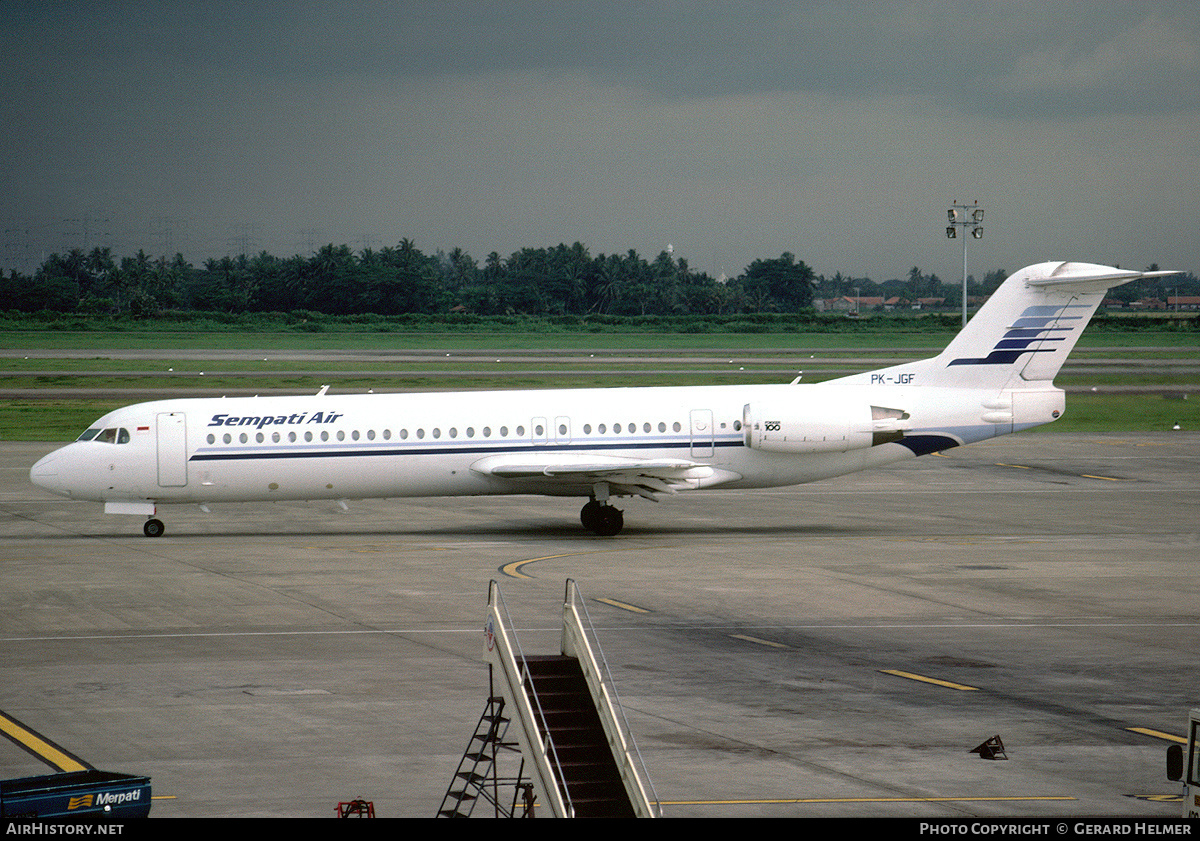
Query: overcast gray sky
[[3, 1, 1198, 283]]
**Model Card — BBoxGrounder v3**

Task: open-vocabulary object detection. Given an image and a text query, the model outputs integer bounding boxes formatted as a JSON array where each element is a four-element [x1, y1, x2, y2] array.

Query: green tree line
[[1, 240, 1194, 318]]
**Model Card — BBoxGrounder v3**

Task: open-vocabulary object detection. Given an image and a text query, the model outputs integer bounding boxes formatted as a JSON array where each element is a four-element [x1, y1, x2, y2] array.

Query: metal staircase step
[[515, 654, 637, 817]]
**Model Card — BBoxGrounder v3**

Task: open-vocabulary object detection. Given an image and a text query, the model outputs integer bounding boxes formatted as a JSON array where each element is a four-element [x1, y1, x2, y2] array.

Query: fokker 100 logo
[[948, 304, 1088, 366]]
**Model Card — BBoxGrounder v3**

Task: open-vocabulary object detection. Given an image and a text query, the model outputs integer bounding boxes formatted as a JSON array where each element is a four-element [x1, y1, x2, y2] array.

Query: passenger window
[[241, 433, 249, 443], [207, 433, 215, 444]]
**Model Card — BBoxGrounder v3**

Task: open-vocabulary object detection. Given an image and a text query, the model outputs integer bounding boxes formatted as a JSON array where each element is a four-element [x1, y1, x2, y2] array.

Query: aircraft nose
[[30, 450, 67, 495]]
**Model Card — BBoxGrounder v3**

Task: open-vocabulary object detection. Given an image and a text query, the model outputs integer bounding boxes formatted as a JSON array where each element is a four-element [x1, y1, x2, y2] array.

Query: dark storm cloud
[[317, 2, 1198, 118], [2, 2, 1198, 280], [11, 2, 1196, 116]]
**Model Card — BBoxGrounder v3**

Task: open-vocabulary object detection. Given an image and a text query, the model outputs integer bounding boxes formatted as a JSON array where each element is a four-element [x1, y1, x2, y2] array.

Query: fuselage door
[[156, 412, 188, 487], [531, 417, 549, 446], [554, 416, 571, 446], [690, 409, 714, 458]]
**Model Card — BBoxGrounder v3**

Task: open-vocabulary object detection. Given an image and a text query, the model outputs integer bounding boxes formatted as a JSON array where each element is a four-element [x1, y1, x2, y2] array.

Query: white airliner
[[30, 261, 1175, 537]]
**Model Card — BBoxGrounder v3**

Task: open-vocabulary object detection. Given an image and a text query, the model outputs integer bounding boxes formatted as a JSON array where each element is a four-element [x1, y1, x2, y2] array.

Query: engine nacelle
[[743, 398, 910, 454]]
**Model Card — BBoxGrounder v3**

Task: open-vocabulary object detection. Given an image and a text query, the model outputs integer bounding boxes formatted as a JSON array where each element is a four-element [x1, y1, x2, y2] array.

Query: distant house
[[816, 293, 990, 313], [827, 295, 884, 312], [1167, 296, 1200, 310], [1130, 298, 1166, 310]]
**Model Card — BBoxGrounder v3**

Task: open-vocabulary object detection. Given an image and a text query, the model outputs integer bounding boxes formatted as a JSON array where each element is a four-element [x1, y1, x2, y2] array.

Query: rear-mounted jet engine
[[743, 400, 911, 453]]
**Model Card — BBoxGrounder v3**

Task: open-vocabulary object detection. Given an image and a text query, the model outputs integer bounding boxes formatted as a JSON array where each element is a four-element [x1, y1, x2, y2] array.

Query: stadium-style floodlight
[[946, 201, 984, 327]]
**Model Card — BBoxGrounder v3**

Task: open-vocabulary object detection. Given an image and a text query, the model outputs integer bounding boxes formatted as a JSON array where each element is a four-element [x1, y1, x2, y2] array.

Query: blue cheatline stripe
[[190, 438, 745, 463]]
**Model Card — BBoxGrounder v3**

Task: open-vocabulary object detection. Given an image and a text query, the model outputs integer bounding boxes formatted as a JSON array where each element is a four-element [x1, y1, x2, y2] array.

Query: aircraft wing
[[471, 453, 715, 500]]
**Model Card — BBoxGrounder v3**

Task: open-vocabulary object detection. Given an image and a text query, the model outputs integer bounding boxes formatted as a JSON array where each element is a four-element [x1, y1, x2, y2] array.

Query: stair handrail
[[486, 579, 575, 817], [562, 578, 662, 817]]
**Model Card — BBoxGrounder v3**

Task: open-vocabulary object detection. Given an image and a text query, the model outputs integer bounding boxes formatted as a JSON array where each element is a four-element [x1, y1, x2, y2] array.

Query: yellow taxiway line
[[0, 710, 90, 772]]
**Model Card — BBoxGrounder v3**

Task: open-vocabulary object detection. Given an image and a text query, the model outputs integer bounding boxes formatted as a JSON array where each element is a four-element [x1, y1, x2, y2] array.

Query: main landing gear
[[580, 499, 623, 536], [143, 518, 165, 538]]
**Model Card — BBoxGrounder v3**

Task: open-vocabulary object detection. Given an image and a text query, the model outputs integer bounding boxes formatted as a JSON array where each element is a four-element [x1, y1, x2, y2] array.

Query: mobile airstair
[[439, 579, 660, 818]]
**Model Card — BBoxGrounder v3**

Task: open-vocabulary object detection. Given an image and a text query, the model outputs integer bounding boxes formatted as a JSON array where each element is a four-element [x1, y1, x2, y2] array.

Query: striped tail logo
[[948, 303, 1089, 366]]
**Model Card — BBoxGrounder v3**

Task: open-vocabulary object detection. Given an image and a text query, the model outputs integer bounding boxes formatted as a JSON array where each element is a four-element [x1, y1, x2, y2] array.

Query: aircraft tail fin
[[920, 261, 1176, 388]]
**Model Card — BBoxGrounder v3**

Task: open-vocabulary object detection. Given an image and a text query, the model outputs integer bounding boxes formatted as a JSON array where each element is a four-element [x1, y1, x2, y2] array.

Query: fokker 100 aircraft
[[30, 261, 1176, 537]]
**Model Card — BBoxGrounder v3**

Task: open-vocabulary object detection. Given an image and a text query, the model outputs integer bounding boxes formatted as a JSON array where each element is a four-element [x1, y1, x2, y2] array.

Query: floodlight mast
[[946, 201, 984, 327]]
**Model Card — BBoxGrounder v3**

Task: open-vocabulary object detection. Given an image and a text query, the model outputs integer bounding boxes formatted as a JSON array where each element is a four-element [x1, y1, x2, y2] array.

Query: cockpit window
[[85, 427, 130, 444]]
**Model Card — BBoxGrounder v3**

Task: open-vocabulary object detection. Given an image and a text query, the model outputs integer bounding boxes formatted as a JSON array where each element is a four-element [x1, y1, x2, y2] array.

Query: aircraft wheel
[[592, 505, 624, 537], [580, 500, 603, 532], [143, 518, 165, 538]]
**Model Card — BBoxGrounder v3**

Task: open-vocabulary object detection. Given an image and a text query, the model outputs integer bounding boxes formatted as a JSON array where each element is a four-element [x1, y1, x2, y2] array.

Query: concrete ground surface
[[0, 433, 1197, 818]]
